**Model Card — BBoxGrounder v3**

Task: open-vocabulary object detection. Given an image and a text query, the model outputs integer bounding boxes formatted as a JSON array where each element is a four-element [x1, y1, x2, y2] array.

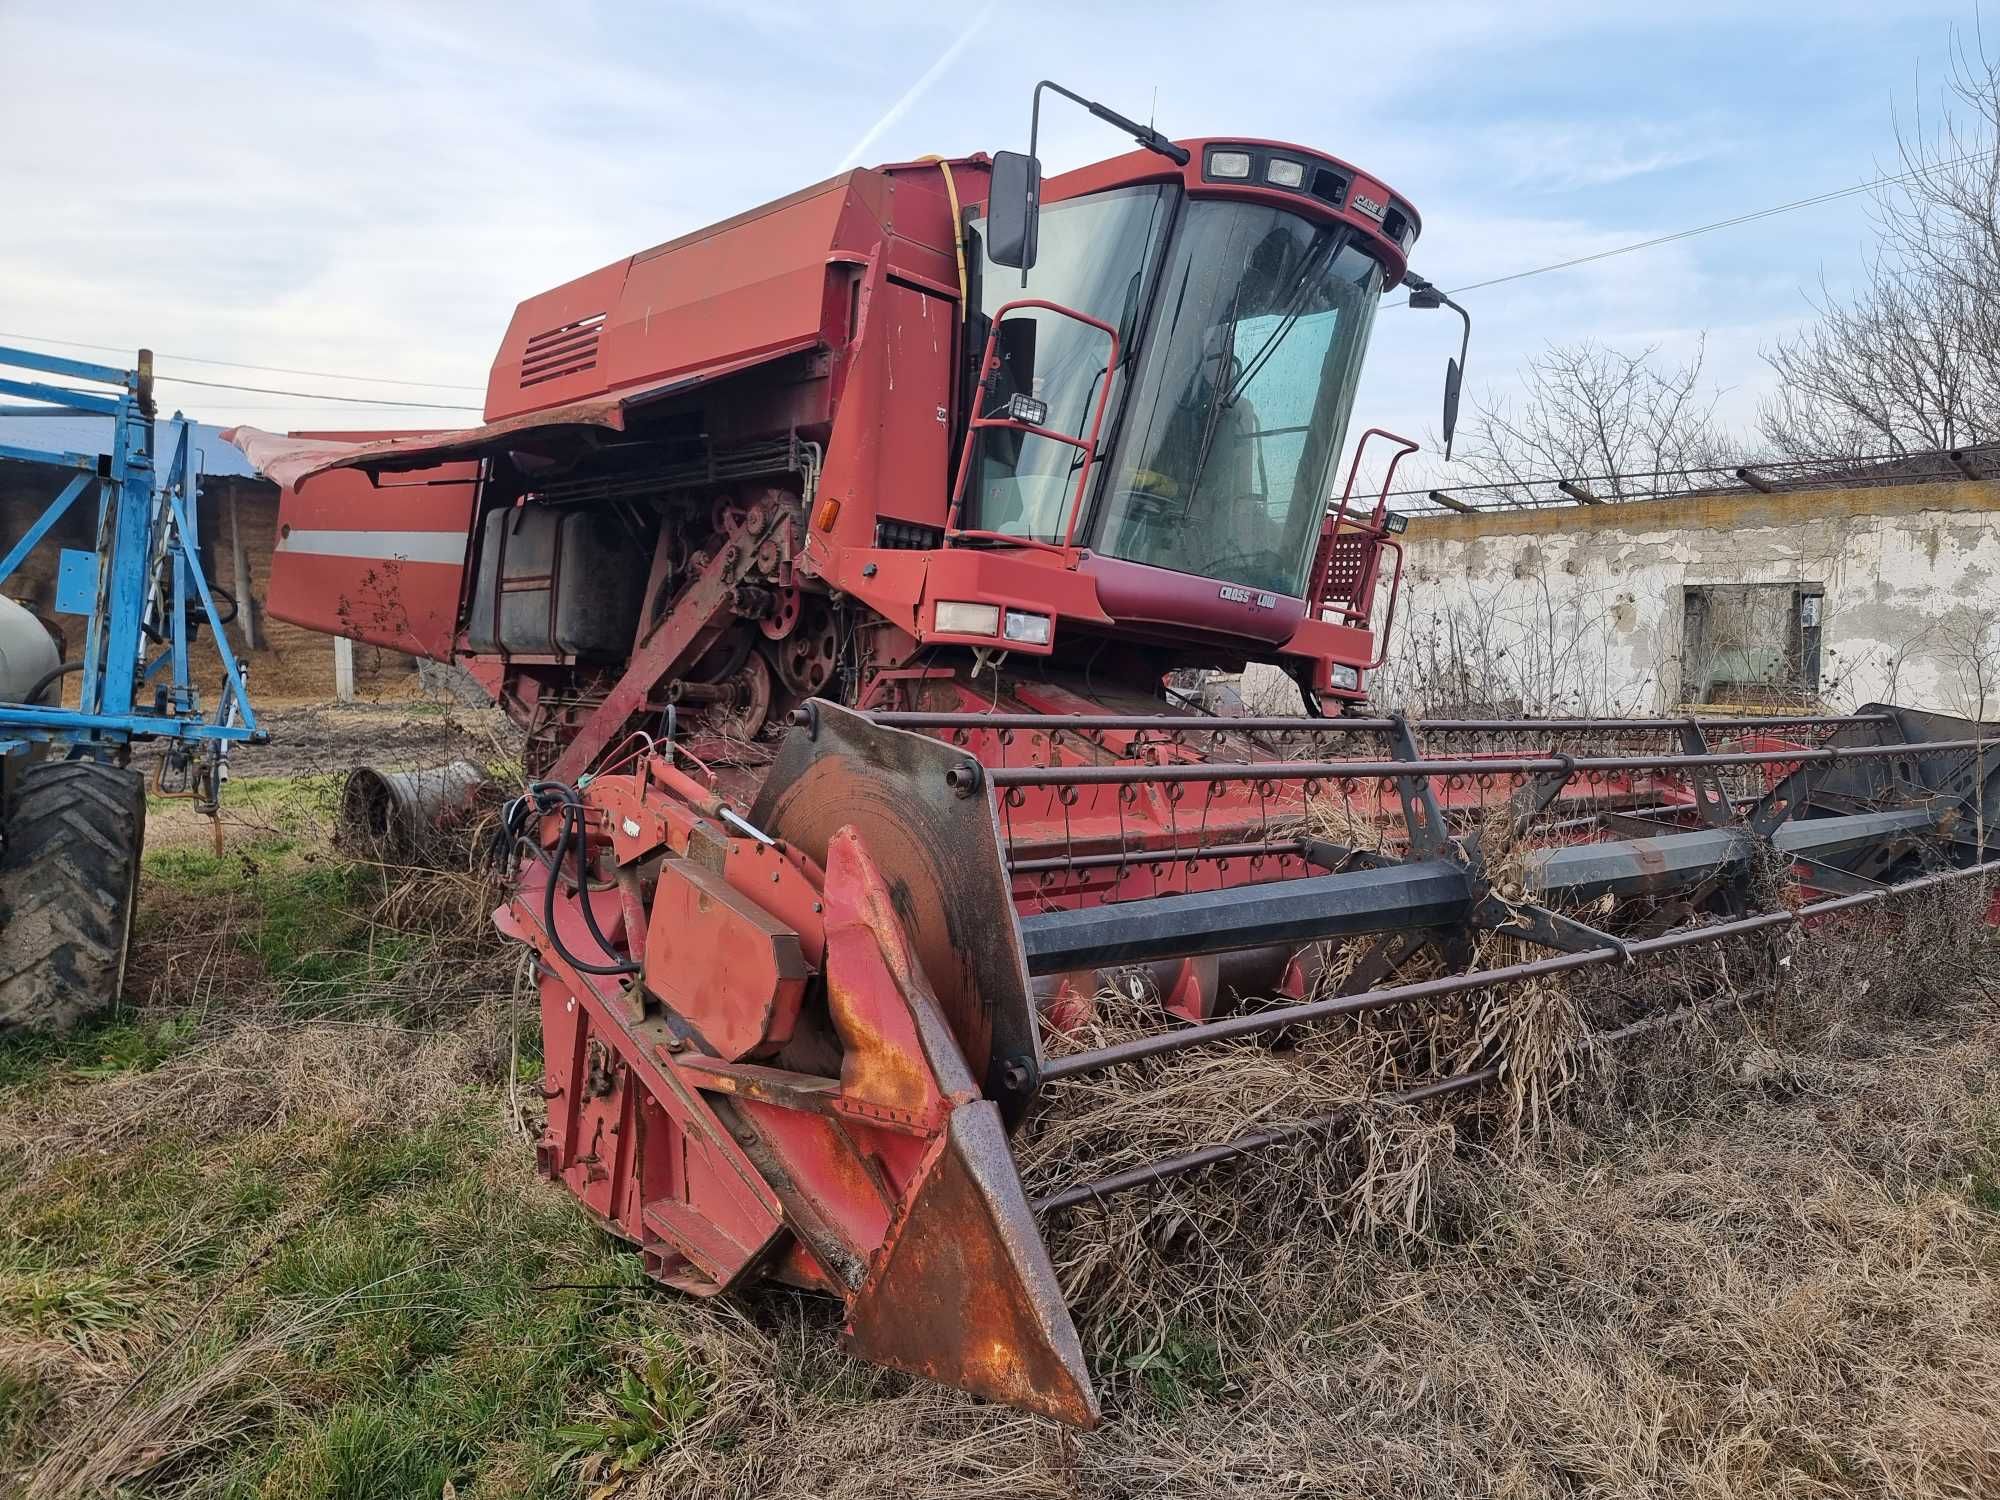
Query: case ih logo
[[1351, 191, 1386, 221], [1219, 585, 1278, 609]]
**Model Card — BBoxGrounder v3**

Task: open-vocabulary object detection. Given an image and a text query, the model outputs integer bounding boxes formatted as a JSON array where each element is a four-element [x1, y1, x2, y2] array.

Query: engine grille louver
[[520, 313, 606, 387]]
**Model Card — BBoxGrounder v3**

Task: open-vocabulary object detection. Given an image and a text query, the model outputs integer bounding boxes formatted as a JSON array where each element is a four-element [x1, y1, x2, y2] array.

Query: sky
[[0, 0, 1983, 497]]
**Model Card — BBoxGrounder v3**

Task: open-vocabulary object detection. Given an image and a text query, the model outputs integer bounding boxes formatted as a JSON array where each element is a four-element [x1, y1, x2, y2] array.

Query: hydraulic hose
[[506, 780, 643, 977], [22, 659, 80, 706]]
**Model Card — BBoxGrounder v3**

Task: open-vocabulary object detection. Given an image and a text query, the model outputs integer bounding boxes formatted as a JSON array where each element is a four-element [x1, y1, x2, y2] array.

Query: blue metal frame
[[0, 343, 262, 765]]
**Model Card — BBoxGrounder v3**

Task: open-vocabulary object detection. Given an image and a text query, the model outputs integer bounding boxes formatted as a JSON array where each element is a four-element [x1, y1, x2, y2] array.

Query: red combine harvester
[[232, 87, 2000, 1426]]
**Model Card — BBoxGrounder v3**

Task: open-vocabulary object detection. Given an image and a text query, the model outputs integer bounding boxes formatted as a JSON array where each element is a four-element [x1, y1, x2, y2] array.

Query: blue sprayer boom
[[0, 343, 263, 1030]]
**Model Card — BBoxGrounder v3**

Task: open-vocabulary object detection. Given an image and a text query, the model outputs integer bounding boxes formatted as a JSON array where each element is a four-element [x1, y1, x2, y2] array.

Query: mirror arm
[[1032, 80, 1189, 168], [1025, 80, 1188, 287], [1403, 272, 1473, 459]]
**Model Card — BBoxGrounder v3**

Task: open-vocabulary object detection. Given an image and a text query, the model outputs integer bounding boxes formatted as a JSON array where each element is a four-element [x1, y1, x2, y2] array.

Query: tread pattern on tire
[[0, 759, 146, 1034]]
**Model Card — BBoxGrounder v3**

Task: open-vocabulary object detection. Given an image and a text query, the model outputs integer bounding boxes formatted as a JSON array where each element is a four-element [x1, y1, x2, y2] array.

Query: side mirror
[[1442, 356, 1463, 459], [1404, 272, 1471, 461], [986, 150, 1041, 272]]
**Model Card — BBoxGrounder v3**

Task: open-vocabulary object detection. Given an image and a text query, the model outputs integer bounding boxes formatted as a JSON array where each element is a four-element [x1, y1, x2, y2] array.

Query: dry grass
[[613, 906, 2000, 1499], [3, 777, 1998, 1498]]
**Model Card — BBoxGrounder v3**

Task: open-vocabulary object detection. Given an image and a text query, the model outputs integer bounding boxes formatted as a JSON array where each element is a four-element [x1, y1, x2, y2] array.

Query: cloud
[[835, 3, 994, 170], [1485, 119, 1728, 192], [0, 0, 1943, 449]]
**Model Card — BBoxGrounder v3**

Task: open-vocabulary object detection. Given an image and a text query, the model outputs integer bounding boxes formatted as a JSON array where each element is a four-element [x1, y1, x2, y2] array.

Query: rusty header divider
[[1036, 856, 2000, 1084], [968, 738, 1983, 789], [1030, 857, 2000, 1211], [850, 711, 1892, 734]]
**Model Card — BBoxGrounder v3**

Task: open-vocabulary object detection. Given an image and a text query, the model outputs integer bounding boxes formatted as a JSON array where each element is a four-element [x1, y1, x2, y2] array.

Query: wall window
[[1681, 583, 1824, 706]]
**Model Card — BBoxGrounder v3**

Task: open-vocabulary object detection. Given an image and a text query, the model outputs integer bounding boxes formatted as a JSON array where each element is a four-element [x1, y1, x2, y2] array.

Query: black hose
[[517, 781, 642, 977], [22, 659, 80, 706]]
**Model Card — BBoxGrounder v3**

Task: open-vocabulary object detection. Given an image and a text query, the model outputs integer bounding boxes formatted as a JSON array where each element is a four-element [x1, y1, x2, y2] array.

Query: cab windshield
[[1094, 202, 1382, 596], [964, 189, 1384, 598]]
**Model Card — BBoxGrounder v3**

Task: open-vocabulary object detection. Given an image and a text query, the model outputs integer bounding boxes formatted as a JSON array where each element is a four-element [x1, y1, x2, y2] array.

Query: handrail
[[1364, 537, 1404, 670], [1312, 427, 1418, 625], [944, 298, 1121, 556]]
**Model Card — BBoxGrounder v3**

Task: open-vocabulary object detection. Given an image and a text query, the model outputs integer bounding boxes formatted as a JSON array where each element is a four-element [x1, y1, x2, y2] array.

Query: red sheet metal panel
[[223, 340, 815, 491], [487, 173, 889, 423], [482, 166, 959, 425], [264, 461, 478, 660]]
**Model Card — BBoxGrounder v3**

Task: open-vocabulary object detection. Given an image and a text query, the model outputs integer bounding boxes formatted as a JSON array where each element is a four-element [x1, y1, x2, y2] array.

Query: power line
[[151, 374, 481, 411], [10, 148, 1992, 423], [0, 329, 486, 391], [1391, 146, 1999, 307]]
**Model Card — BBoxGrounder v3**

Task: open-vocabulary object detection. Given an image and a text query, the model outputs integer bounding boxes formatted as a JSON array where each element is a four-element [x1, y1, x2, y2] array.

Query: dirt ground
[[1, 732, 1997, 1498], [207, 697, 519, 782]]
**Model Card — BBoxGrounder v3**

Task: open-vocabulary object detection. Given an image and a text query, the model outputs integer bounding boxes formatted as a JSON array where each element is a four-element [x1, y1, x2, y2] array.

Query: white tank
[[0, 594, 62, 705]]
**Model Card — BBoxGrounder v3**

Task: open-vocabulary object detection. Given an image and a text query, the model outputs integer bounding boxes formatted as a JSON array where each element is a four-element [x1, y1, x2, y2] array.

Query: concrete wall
[[1367, 479, 2000, 717]]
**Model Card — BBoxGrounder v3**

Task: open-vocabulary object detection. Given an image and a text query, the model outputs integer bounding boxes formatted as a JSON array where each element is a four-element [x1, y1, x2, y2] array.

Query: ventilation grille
[[520, 313, 606, 387]]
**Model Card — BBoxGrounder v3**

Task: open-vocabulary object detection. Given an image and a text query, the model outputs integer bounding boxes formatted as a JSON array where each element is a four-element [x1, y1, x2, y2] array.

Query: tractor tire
[[0, 759, 147, 1035]]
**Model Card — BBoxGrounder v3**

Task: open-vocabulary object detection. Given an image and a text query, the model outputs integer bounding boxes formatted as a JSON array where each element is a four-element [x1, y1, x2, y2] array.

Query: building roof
[[0, 412, 265, 482], [1397, 443, 2000, 519]]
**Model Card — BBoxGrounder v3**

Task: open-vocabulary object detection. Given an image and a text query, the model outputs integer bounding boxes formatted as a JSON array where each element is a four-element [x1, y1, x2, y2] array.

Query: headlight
[[1327, 663, 1361, 691], [1207, 150, 1251, 179], [934, 601, 1000, 636], [1266, 158, 1305, 188], [1002, 610, 1052, 646]]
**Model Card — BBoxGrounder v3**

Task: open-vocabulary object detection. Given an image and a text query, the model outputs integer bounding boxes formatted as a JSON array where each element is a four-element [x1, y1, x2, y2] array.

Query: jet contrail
[[837, 3, 996, 171]]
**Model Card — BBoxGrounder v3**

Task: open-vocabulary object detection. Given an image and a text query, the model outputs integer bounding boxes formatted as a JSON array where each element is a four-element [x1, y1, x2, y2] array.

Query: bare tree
[[1761, 26, 2000, 460], [1937, 604, 2000, 855], [1447, 338, 1731, 504]]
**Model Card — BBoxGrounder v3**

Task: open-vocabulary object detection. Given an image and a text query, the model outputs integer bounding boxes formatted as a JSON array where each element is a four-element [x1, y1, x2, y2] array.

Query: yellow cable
[[920, 156, 970, 305]]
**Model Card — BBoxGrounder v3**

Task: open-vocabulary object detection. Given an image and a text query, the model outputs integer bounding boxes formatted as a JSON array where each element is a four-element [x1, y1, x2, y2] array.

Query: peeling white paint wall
[[1239, 481, 2000, 718], [1378, 484, 2000, 716]]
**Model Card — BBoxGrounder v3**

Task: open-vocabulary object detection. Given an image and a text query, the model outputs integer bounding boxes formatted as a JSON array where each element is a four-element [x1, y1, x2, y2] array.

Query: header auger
[[222, 85, 2000, 1423]]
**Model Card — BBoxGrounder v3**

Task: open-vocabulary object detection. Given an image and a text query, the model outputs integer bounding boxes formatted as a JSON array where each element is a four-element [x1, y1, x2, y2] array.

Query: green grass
[[0, 830, 419, 1095], [147, 773, 339, 830], [0, 814, 694, 1497], [1, 1044, 671, 1498], [215, 1109, 662, 1499], [1117, 1326, 1231, 1413], [0, 1010, 199, 1088], [142, 834, 419, 1012]]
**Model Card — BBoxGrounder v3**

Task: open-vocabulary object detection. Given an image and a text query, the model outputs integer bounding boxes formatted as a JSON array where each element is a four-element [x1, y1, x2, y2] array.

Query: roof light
[[1266, 158, 1306, 189], [934, 601, 1000, 636], [1208, 150, 1252, 179], [1002, 610, 1052, 646]]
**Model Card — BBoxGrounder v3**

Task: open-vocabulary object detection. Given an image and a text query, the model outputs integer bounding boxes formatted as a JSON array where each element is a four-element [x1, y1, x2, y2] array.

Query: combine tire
[[0, 759, 146, 1035]]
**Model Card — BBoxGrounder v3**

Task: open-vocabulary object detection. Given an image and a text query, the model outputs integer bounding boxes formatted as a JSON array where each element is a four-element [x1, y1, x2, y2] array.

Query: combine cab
[[228, 89, 2000, 1423]]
